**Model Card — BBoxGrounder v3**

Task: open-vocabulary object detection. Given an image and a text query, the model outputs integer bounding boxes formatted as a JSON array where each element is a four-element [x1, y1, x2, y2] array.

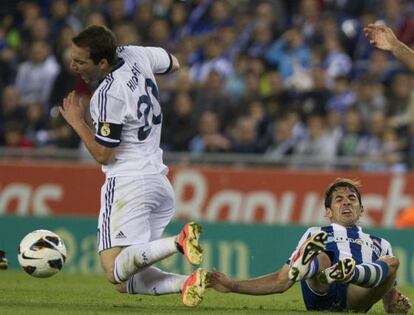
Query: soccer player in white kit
[[209, 179, 411, 313], [59, 25, 206, 307]]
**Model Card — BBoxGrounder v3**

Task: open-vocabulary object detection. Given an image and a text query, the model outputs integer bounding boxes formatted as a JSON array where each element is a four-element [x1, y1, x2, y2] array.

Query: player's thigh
[[347, 256, 399, 311], [98, 176, 154, 252], [347, 272, 397, 312], [148, 174, 175, 241], [100, 246, 123, 283]]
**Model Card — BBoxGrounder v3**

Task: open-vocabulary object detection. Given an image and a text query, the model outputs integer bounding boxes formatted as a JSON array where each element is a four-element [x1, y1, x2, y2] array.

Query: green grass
[[0, 270, 413, 314]]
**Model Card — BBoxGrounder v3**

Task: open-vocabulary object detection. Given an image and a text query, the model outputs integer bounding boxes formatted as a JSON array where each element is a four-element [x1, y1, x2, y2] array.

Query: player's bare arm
[[59, 91, 114, 165], [364, 23, 414, 72], [209, 264, 293, 295]]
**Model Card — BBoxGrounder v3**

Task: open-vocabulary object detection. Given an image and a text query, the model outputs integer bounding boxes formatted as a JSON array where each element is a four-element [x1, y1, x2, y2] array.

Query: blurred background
[[0, 0, 414, 285]]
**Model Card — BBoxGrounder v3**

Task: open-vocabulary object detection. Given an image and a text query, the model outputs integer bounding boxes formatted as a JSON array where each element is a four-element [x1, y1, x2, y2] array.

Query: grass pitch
[[0, 270, 413, 315]]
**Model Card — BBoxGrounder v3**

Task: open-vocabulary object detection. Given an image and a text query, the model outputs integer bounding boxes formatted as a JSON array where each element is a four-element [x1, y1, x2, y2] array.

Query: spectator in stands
[[15, 40, 60, 107], [326, 75, 356, 115], [293, 115, 338, 168], [356, 111, 386, 170], [300, 67, 331, 118], [24, 101, 48, 146], [380, 0, 414, 45], [3, 120, 34, 148], [190, 36, 233, 83], [292, 0, 322, 45], [113, 22, 140, 46], [337, 108, 364, 160], [0, 86, 25, 145], [353, 75, 387, 124], [193, 70, 234, 124], [386, 72, 414, 130], [105, 0, 131, 29], [266, 118, 296, 160], [322, 33, 353, 81], [189, 110, 230, 154], [49, 0, 81, 42], [230, 116, 262, 154], [162, 92, 197, 151], [265, 27, 312, 81]]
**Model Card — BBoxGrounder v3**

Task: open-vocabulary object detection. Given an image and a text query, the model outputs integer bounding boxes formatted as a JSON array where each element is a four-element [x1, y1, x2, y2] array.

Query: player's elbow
[[93, 145, 115, 165], [171, 55, 180, 72], [277, 279, 292, 293], [381, 256, 400, 275], [96, 157, 110, 165]]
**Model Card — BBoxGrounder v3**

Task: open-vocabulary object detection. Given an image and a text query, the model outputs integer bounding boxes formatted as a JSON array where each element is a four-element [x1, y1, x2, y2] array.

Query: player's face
[[326, 187, 362, 227], [70, 43, 101, 83]]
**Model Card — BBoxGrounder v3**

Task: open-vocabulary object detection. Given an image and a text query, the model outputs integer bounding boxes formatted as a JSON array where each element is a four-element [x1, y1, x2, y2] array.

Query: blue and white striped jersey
[[288, 223, 393, 265], [89, 45, 173, 177]]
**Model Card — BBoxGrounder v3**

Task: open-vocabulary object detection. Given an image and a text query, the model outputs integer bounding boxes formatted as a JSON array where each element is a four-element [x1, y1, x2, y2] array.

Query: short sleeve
[[380, 239, 394, 257], [95, 89, 125, 147], [142, 47, 173, 75]]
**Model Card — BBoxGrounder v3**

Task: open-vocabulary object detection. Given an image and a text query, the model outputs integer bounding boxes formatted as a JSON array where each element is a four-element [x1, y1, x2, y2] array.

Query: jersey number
[[137, 78, 162, 140]]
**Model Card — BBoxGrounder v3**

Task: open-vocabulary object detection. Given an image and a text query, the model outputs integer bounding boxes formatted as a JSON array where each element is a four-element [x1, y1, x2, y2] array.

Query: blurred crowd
[[1, 0, 414, 171]]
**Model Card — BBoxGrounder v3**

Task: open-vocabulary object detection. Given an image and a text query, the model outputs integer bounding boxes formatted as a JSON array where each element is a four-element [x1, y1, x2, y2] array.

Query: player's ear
[[98, 58, 109, 70], [325, 208, 333, 219]]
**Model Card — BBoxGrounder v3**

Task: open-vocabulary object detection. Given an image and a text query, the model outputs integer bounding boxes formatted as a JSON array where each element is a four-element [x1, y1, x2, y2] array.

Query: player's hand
[[364, 24, 399, 52], [59, 91, 86, 127], [207, 270, 234, 293]]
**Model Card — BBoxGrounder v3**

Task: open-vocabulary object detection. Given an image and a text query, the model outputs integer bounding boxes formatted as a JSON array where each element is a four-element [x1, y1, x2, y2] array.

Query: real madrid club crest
[[101, 123, 111, 136]]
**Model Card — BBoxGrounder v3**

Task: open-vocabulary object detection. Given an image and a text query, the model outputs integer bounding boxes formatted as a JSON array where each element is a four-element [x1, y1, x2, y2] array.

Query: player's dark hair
[[72, 25, 117, 65], [324, 178, 363, 209]]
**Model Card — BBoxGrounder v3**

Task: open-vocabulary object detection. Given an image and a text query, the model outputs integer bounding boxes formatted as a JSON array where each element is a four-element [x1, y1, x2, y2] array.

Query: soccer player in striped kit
[[59, 25, 205, 307], [209, 178, 411, 313]]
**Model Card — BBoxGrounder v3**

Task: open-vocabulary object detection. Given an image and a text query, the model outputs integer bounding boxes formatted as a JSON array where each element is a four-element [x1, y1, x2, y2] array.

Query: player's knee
[[379, 255, 399, 275], [102, 264, 117, 284], [114, 282, 127, 293], [317, 252, 331, 270]]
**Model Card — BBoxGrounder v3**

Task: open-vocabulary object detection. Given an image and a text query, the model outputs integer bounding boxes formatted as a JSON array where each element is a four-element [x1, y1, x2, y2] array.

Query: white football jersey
[[288, 223, 393, 265], [90, 45, 173, 177]]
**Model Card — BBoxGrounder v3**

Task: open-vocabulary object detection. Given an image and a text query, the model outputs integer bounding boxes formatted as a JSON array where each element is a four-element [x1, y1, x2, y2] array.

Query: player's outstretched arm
[[382, 286, 412, 314], [208, 264, 293, 295], [364, 24, 414, 72]]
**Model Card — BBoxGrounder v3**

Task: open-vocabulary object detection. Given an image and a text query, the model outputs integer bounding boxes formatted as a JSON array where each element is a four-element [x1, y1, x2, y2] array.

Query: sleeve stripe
[[95, 136, 120, 148], [98, 74, 115, 121]]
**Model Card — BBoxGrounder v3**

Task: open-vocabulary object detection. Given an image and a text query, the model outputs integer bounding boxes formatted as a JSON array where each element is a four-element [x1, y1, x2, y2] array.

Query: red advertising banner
[[0, 161, 103, 217], [0, 161, 413, 227]]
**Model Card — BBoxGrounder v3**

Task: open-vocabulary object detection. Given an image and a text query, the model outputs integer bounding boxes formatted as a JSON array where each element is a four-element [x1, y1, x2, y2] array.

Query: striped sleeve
[[380, 238, 394, 257], [94, 75, 125, 147]]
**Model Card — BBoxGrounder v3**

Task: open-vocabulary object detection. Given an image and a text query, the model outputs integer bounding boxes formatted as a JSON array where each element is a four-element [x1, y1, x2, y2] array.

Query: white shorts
[[97, 174, 175, 252]]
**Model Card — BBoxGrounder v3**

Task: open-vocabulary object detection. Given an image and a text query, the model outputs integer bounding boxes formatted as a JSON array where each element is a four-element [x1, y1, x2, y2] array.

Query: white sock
[[113, 236, 177, 283], [126, 266, 186, 295]]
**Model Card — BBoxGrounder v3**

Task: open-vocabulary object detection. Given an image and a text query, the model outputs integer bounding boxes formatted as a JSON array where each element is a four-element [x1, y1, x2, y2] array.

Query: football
[[18, 229, 67, 278]]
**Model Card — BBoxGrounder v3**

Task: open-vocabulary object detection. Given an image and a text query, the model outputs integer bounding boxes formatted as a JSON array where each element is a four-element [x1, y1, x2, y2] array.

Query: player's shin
[[126, 266, 186, 295], [348, 260, 389, 288], [113, 237, 178, 283], [302, 256, 320, 279]]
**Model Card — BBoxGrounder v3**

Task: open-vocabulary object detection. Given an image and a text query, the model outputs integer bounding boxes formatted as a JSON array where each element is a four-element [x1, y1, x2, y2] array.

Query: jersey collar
[[99, 58, 125, 84]]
